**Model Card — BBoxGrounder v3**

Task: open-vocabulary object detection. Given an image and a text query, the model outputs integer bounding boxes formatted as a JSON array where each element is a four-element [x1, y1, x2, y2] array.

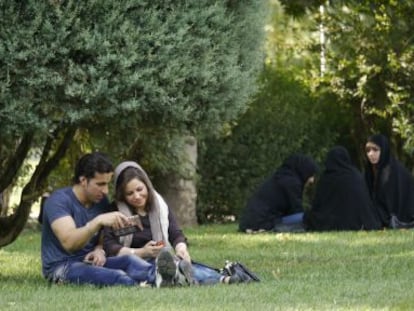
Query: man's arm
[[51, 212, 130, 253]]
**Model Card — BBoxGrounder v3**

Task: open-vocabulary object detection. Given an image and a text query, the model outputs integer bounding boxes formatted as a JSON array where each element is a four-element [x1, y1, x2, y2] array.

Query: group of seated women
[[238, 134, 414, 233]]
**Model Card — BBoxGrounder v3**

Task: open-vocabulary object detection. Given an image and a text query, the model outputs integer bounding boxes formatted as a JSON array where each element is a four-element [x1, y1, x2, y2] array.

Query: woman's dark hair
[[115, 167, 155, 212], [72, 152, 113, 184]]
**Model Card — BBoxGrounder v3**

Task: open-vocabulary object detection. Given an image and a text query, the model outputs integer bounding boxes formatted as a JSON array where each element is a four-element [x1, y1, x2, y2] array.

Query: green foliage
[[262, 0, 361, 163], [265, 0, 320, 77], [197, 2, 335, 223], [322, 1, 414, 163], [0, 0, 266, 162], [197, 67, 334, 223], [278, 0, 323, 17], [2, 226, 414, 310]]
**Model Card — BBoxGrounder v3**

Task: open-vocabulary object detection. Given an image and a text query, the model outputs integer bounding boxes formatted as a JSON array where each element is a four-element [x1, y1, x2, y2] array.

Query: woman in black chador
[[304, 146, 381, 231], [364, 134, 414, 228], [239, 154, 318, 233]]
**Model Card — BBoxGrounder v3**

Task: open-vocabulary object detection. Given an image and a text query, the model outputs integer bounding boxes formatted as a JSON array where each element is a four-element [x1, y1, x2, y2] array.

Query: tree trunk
[[157, 135, 198, 227], [0, 191, 34, 246], [0, 186, 12, 216], [0, 127, 76, 248]]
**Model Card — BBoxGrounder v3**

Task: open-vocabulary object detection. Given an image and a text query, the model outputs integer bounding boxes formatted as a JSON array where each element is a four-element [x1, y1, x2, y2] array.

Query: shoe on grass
[[155, 249, 177, 288], [176, 259, 195, 286]]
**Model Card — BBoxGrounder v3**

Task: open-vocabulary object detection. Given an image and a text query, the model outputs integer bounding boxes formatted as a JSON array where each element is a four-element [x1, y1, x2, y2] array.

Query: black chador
[[304, 146, 381, 231], [239, 154, 318, 232], [365, 134, 414, 228]]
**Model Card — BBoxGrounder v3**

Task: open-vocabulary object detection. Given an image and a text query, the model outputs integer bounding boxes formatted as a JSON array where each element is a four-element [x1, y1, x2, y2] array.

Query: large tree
[[0, 0, 266, 246]]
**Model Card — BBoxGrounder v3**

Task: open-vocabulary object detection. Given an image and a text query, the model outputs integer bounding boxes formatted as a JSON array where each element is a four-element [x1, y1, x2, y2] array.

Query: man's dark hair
[[73, 152, 113, 184]]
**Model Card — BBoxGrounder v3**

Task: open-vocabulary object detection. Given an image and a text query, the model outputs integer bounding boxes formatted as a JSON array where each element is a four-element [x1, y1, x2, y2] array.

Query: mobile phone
[[113, 215, 142, 237], [113, 225, 139, 237]]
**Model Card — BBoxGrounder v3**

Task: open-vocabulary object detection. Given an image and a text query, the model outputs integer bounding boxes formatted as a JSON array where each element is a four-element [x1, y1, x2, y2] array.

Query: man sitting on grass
[[40, 151, 171, 286]]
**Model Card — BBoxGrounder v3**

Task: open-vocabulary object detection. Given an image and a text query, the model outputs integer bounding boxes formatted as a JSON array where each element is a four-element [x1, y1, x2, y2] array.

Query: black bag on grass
[[191, 260, 260, 284], [221, 261, 261, 282]]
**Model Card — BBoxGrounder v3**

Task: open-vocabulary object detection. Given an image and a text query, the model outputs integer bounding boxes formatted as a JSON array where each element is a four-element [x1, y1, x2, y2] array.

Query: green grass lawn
[[1, 223, 414, 311]]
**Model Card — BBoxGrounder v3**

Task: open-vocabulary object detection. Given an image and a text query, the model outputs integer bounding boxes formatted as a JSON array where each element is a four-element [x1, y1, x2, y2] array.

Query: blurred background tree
[[319, 0, 414, 166]]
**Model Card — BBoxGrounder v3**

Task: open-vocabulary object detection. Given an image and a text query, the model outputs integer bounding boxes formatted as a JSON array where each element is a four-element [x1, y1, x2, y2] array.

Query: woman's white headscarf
[[113, 161, 170, 248]]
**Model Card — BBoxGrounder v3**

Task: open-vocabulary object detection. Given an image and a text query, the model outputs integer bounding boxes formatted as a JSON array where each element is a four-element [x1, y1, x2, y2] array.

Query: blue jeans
[[281, 212, 304, 224], [192, 262, 222, 285], [56, 255, 156, 286], [273, 212, 305, 232], [52, 255, 221, 286]]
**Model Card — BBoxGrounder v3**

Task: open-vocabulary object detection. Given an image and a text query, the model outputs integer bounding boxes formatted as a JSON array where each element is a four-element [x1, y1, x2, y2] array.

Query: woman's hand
[[175, 242, 191, 263], [143, 240, 164, 258]]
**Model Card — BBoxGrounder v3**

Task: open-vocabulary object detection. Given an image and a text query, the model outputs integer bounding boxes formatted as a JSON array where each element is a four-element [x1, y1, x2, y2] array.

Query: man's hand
[[95, 211, 131, 230], [84, 248, 106, 266]]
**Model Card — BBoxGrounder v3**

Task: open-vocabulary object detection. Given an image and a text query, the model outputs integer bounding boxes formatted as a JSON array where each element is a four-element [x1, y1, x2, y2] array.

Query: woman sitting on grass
[[239, 154, 318, 233], [304, 146, 382, 231], [103, 161, 256, 287], [364, 134, 414, 229]]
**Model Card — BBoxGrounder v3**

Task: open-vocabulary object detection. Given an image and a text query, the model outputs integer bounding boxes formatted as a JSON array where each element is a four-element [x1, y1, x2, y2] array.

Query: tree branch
[[0, 133, 34, 192]]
